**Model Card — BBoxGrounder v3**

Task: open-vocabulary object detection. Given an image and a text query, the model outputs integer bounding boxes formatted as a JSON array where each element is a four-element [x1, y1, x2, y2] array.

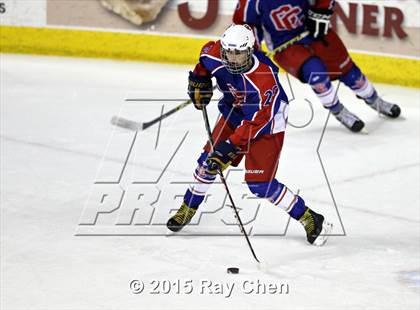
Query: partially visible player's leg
[[340, 64, 401, 118], [167, 116, 238, 232], [300, 57, 365, 132], [248, 180, 331, 245], [274, 43, 364, 132], [166, 151, 215, 232], [244, 133, 332, 245], [314, 30, 401, 118], [308, 30, 370, 131]]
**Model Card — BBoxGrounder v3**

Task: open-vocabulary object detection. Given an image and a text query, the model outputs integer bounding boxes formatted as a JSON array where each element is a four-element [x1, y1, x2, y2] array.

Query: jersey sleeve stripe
[[211, 65, 224, 75], [243, 0, 250, 23], [200, 54, 222, 62], [255, 0, 261, 15]]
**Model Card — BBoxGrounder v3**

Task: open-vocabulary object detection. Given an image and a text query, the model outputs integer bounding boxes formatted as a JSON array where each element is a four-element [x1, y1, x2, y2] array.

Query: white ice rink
[[1, 54, 419, 310]]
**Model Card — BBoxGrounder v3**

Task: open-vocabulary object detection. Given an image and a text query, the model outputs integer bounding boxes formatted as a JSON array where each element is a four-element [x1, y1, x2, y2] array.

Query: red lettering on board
[[178, 0, 219, 30]]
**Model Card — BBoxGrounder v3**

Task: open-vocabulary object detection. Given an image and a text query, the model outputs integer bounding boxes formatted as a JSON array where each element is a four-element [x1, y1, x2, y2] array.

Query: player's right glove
[[306, 8, 333, 39], [205, 140, 239, 175], [188, 71, 213, 110]]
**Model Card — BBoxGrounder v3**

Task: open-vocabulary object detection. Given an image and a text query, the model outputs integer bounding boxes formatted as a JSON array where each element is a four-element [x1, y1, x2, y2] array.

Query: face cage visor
[[221, 47, 253, 74]]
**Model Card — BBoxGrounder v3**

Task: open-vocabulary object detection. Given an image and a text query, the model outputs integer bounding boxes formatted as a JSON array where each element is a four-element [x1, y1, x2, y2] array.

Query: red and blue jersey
[[193, 40, 289, 146], [233, 0, 335, 50]]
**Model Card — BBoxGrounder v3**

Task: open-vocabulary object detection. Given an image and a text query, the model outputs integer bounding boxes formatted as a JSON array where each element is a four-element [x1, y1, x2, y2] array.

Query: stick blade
[[111, 116, 143, 131]]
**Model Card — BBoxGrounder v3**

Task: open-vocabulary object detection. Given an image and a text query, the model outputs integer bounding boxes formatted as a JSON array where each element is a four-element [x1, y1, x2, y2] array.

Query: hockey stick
[[267, 30, 310, 57], [201, 106, 261, 264], [111, 99, 192, 131], [111, 85, 218, 131]]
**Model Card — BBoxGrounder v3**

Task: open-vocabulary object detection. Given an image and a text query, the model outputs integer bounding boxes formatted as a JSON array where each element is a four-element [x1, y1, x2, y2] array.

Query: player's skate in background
[[166, 25, 333, 246], [233, 0, 401, 132]]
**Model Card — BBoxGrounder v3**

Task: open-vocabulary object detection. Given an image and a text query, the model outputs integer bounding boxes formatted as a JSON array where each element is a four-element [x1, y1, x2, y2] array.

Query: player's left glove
[[205, 140, 239, 174], [306, 8, 333, 39]]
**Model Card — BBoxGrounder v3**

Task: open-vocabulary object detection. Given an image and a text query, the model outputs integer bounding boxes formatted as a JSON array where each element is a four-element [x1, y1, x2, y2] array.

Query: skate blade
[[313, 221, 333, 246]]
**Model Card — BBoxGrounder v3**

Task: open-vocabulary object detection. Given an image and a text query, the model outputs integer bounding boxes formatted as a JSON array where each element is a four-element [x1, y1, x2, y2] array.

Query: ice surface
[[1, 54, 419, 309]]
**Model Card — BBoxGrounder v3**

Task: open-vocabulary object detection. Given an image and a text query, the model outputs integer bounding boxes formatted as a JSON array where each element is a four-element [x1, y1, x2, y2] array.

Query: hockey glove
[[188, 71, 213, 110], [306, 8, 333, 39], [205, 140, 239, 175]]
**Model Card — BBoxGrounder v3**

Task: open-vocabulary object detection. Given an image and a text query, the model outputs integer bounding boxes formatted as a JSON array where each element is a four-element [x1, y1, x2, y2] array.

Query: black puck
[[227, 267, 239, 274]]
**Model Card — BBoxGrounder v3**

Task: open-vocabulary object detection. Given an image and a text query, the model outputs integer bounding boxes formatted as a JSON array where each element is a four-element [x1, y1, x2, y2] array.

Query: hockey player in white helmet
[[167, 24, 333, 246], [220, 24, 255, 74]]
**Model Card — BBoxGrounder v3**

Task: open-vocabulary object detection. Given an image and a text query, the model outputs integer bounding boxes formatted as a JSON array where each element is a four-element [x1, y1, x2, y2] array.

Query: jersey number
[[263, 85, 279, 106], [270, 4, 304, 31]]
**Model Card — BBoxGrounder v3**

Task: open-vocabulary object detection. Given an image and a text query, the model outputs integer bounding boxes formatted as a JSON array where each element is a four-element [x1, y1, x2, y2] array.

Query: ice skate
[[333, 105, 365, 132], [366, 96, 401, 118], [166, 202, 197, 232], [299, 208, 333, 246]]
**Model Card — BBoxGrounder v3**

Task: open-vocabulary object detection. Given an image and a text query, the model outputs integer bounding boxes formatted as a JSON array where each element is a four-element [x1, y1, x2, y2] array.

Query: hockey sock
[[340, 64, 378, 104], [301, 57, 342, 113], [183, 152, 216, 209], [247, 180, 306, 220]]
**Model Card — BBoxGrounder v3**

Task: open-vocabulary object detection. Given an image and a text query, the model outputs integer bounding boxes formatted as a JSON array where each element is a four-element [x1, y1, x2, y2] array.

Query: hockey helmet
[[221, 24, 255, 74]]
